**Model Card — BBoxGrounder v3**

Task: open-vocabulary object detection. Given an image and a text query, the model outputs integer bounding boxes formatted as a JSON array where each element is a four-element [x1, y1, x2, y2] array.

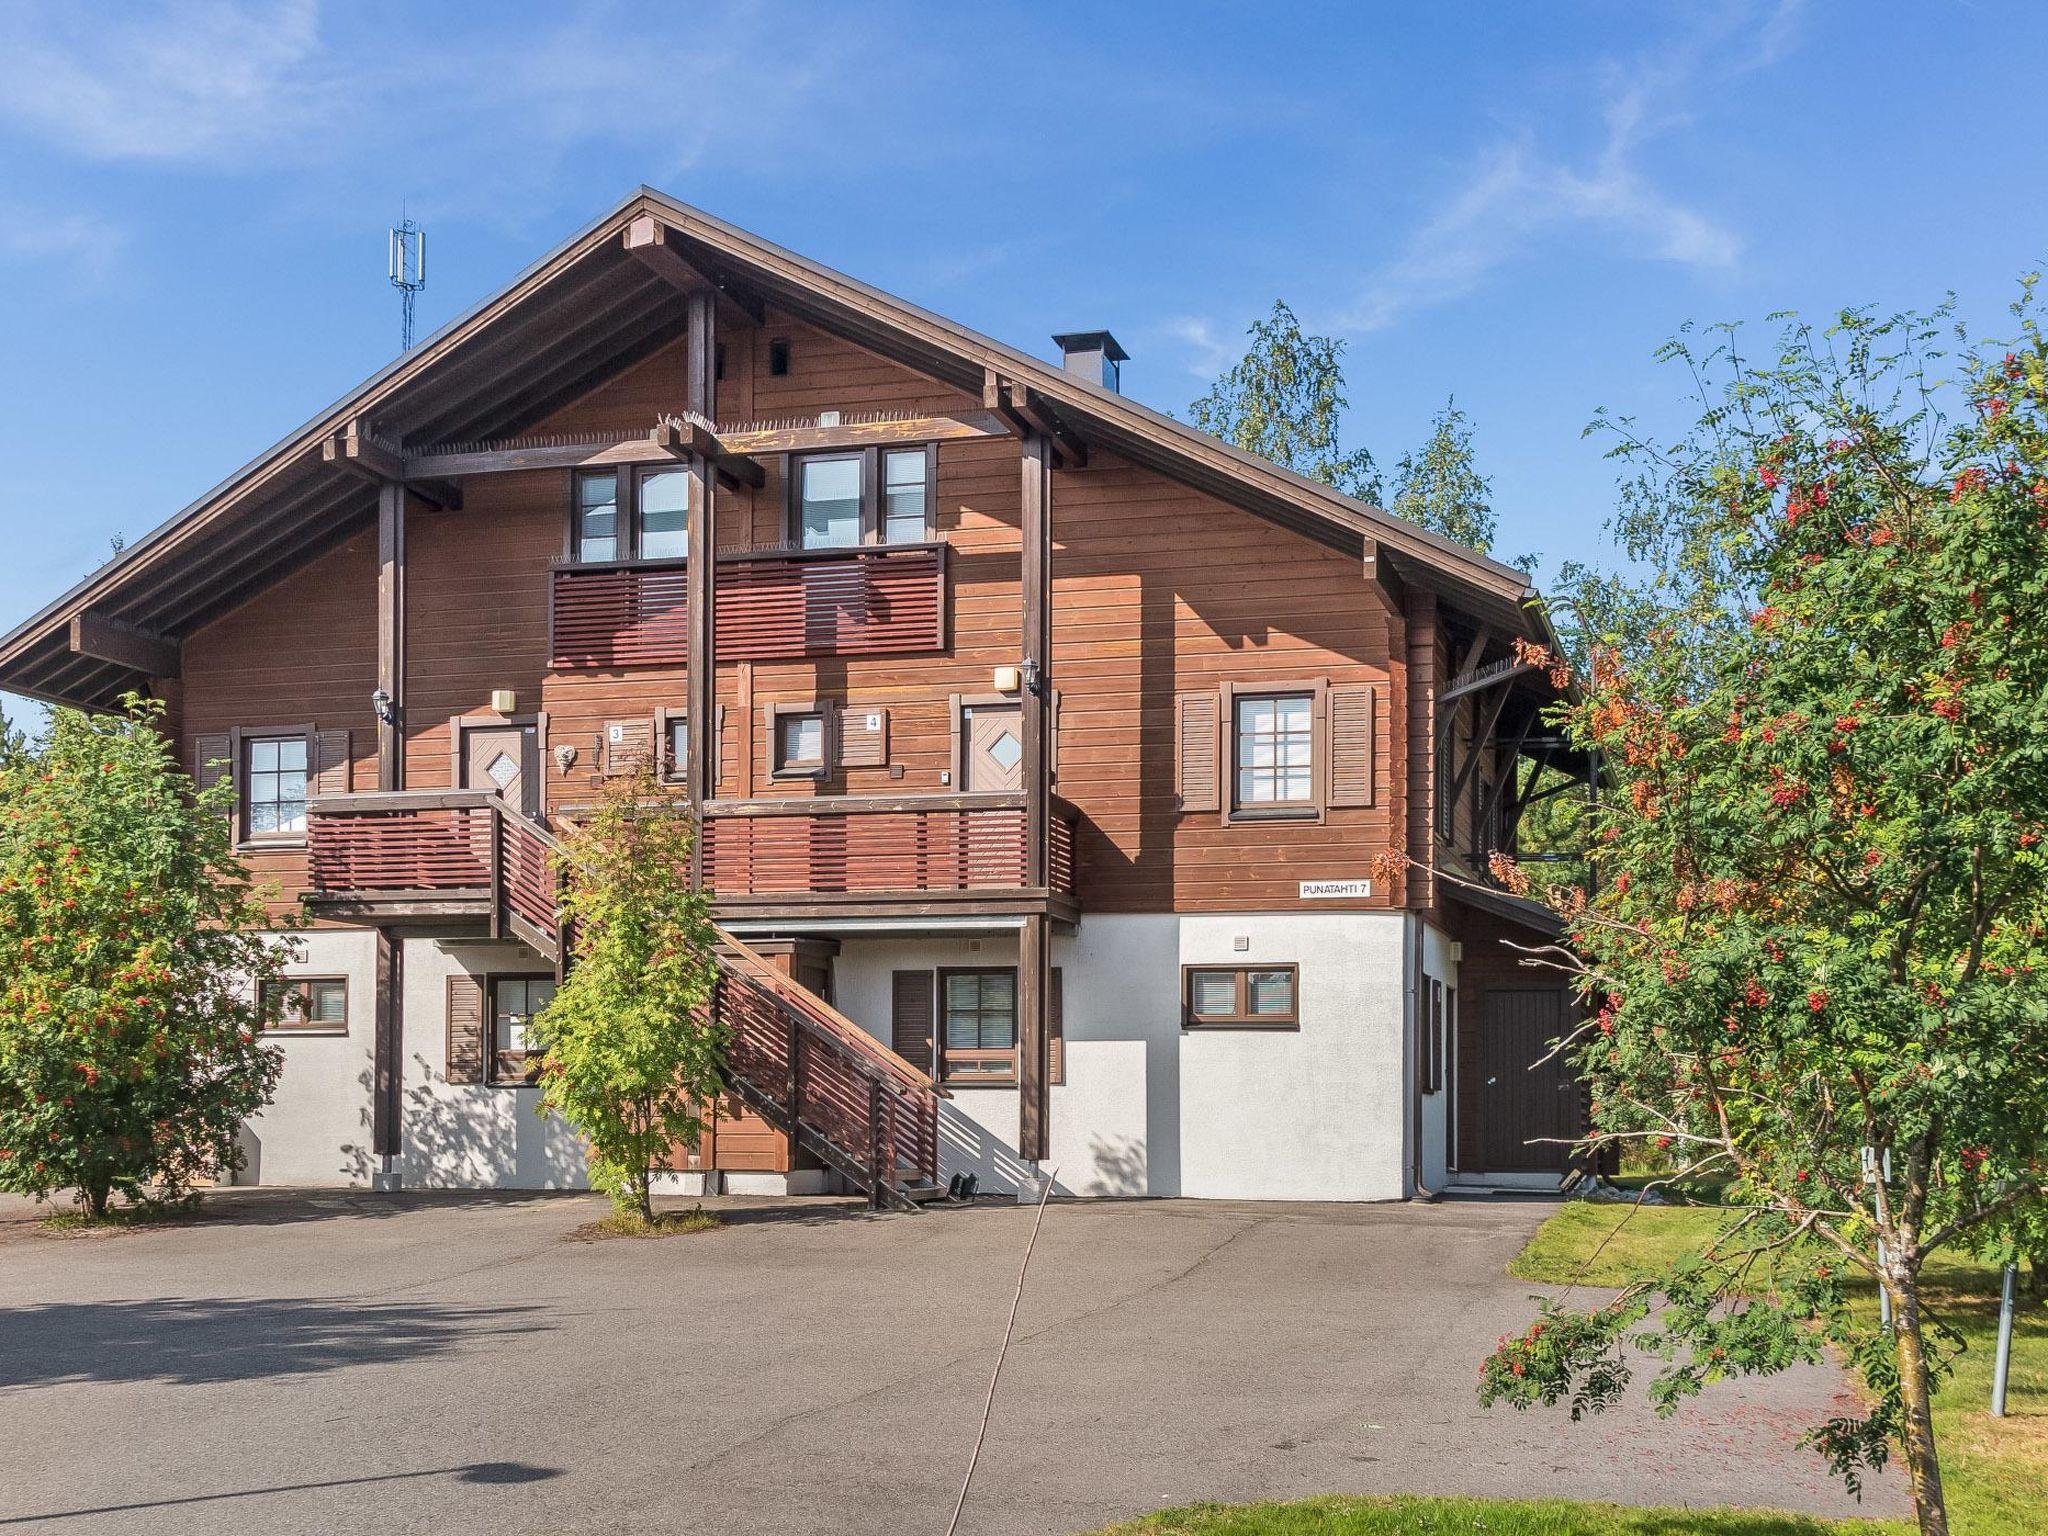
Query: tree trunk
[[82, 1178, 110, 1221], [2025, 1250, 2047, 1304], [1890, 1275, 1949, 1536]]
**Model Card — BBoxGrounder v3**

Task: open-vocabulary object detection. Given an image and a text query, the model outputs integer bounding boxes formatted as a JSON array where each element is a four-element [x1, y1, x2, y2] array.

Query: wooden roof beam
[[655, 415, 766, 490], [623, 215, 765, 326], [322, 423, 462, 509], [69, 611, 180, 678], [983, 371, 1085, 469], [1360, 537, 1406, 616]]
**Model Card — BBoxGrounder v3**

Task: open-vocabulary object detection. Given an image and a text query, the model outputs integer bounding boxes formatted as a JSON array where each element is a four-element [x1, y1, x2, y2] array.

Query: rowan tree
[[526, 771, 724, 1224], [0, 699, 285, 1216], [1476, 298, 2048, 1536]]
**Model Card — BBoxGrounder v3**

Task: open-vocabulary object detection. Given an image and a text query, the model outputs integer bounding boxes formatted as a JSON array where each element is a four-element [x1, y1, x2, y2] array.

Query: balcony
[[550, 542, 948, 669], [305, 789, 1079, 938], [703, 793, 1079, 922]]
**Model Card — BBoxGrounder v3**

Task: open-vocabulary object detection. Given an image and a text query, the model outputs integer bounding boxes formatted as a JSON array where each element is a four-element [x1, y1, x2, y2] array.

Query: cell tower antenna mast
[[389, 217, 427, 352]]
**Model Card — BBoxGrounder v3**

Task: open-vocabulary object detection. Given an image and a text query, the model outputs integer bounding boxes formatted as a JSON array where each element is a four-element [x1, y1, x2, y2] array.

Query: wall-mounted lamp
[[992, 664, 1021, 694], [1020, 658, 1044, 698], [370, 688, 396, 725]]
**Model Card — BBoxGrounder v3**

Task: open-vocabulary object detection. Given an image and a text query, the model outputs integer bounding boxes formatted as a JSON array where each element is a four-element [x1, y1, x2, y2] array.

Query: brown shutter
[[192, 732, 233, 794], [445, 974, 486, 1086], [1175, 691, 1220, 812], [1328, 683, 1376, 808], [313, 729, 352, 797], [1048, 966, 1065, 1086], [890, 970, 934, 1076], [603, 718, 653, 775], [837, 704, 889, 768]]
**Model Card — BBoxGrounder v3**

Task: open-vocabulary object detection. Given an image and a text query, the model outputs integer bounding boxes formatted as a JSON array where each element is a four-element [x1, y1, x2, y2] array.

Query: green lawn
[[1507, 1202, 2048, 1536], [1090, 1494, 1910, 1535]]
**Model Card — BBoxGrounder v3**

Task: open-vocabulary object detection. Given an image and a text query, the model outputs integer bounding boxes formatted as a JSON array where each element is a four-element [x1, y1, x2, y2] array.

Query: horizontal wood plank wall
[[180, 533, 379, 924]]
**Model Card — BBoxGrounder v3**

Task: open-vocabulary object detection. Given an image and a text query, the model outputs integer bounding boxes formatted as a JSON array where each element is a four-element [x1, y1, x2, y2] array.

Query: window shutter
[[1048, 965, 1065, 1086], [192, 732, 233, 795], [603, 718, 653, 775], [890, 970, 934, 1076], [445, 975, 486, 1086], [837, 705, 888, 768], [1175, 691, 1219, 812], [313, 729, 352, 797], [1328, 683, 1376, 808]]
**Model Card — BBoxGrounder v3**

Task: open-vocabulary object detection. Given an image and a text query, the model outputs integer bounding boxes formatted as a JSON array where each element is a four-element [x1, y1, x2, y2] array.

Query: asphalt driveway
[[0, 1190, 1904, 1534]]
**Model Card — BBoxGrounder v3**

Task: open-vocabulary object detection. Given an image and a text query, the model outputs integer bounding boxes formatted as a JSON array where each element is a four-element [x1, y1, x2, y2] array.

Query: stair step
[[898, 1180, 948, 1204]]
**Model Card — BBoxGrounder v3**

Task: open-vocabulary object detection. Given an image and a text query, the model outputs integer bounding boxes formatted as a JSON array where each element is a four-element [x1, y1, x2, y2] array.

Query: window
[[489, 975, 556, 1085], [1233, 691, 1315, 814], [882, 448, 930, 543], [768, 336, 790, 376], [1183, 964, 1299, 1029], [572, 470, 619, 562], [570, 467, 692, 563], [662, 711, 688, 782], [636, 467, 690, 559], [789, 446, 935, 548], [940, 969, 1017, 1083], [244, 734, 309, 839], [772, 705, 828, 778], [261, 977, 348, 1033]]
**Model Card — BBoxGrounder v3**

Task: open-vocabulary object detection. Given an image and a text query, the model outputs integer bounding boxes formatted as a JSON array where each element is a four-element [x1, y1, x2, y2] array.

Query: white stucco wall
[[830, 911, 1415, 1203], [397, 937, 588, 1190], [234, 929, 379, 1186]]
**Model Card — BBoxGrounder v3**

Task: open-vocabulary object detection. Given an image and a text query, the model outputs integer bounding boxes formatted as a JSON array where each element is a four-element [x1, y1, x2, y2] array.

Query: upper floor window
[[771, 703, 829, 779], [571, 466, 692, 563], [790, 445, 935, 549], [1233, 692, 1314, 814], [244, 733, 309, 840]]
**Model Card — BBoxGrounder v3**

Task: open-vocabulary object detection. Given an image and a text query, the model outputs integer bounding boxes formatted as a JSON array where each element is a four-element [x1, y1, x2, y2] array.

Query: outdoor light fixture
[[370, 688, 396, 724], [1020, 658, 1044, 698], [992, 664, 1021, 693], [490, 689, 517, 713]]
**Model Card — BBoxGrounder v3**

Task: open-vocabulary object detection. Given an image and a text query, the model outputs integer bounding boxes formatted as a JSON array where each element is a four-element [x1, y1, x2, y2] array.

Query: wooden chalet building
[[0, 189, 1591, 1203]]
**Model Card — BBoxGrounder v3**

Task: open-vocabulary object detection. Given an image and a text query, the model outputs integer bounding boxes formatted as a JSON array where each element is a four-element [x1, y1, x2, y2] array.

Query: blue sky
[[3, 0, 2046, 726]]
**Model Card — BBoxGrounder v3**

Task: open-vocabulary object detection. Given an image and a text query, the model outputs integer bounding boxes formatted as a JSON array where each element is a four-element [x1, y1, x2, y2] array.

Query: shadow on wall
[[938, 1108, 1042, 1195], [1081, 1134, 1149, 1196], [0, 1296, 549, 1390]]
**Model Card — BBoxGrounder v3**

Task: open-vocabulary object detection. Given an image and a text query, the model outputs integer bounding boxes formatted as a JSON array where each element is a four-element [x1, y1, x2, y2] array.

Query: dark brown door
[[961, 703, 1023, 792], [1477, 989, 1579, 1173], [461, 723, 539, 817]]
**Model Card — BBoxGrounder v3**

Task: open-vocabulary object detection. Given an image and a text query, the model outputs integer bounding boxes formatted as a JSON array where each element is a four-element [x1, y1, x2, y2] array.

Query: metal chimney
[[1051, 330, 1127, 393]]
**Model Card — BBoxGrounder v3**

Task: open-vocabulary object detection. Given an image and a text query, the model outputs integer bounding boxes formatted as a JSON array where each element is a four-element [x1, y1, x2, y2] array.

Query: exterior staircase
[[500, 806, 945, 1210]]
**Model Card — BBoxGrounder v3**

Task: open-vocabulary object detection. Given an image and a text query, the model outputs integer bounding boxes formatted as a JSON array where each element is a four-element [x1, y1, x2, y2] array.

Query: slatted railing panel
[[309, 807, 492, 892], [549, 545, 946, 669], [1050, 810, 1077, 896], [704, 805, 1030, 896], [550, 562, 690, 668], [498, 812, 562, 936]]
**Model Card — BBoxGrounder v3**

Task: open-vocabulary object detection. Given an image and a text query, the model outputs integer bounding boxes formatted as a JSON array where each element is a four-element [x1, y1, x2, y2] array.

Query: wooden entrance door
[[460, 722, 539, 817], [1476, 989, 1579, 1173], [960, 703, 1024, 792]]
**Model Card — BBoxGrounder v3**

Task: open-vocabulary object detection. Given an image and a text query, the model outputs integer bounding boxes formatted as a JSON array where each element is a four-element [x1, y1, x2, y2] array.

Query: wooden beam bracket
[[68, 611, 180, 678], [323, 423, 462, 510], [624, 215, 766, 325]]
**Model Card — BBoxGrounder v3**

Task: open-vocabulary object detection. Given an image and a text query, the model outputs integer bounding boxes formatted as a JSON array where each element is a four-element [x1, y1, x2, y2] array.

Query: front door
[[961, 703, 1024, 792], [1476, 988, 1580, 1173], [460, 722, 540, 817]]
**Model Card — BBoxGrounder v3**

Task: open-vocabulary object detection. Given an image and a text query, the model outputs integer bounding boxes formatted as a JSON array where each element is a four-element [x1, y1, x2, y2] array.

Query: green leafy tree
[[528, 771, 724, 1224], [1188, 300, 1382, 502], [0, 699, 285, 1217], [1477, 300, 2048, 1536], [1391, 397, 1502, 554]]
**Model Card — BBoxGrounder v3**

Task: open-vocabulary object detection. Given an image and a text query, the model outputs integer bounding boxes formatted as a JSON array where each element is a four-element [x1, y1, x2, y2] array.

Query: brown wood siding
[[180, 533, 379, 923]]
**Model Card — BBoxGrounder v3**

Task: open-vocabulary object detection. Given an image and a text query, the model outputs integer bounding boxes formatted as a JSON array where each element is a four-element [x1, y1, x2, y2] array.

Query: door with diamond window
[[961, 703, 1024, 792], [460, 722, 539, 817]]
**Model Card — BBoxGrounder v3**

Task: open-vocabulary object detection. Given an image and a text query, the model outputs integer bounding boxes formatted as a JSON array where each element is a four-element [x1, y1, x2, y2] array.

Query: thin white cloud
[[0, 198, 125, 276], [0, 0, 331, 163], [1161, 316, 1241, 381], [1344, 0, 1799, 332]]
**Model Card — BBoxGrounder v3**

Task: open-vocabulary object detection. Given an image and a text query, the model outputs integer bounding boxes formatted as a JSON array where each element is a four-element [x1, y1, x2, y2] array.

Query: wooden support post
[[785, 1013, 802, 1144], [1017, 431, 1054, 1164], [868, 1077, 885, 1209], [371, 926, 403, 1163], [684, 289, 718, 885], [376, 481, 406, 792]]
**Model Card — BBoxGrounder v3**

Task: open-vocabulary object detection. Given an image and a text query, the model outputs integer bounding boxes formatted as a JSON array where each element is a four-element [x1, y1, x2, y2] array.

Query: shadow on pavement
[[0, 1462, 562, 1526]]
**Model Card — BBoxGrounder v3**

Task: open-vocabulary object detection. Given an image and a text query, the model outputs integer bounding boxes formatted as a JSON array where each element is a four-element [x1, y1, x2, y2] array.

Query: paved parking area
[[0, 1190, 1904, 1534]]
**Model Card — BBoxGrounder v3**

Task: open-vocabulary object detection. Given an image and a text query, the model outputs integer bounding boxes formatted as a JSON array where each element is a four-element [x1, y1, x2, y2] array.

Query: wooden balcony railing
[[306, 791, 568, 957], [701, 793, 1079, 906], [550, 542, 948, 669]]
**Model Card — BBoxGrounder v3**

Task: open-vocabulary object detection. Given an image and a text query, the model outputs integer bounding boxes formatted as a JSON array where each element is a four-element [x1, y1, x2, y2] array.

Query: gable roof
[[0, 186, 1549, 709]]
